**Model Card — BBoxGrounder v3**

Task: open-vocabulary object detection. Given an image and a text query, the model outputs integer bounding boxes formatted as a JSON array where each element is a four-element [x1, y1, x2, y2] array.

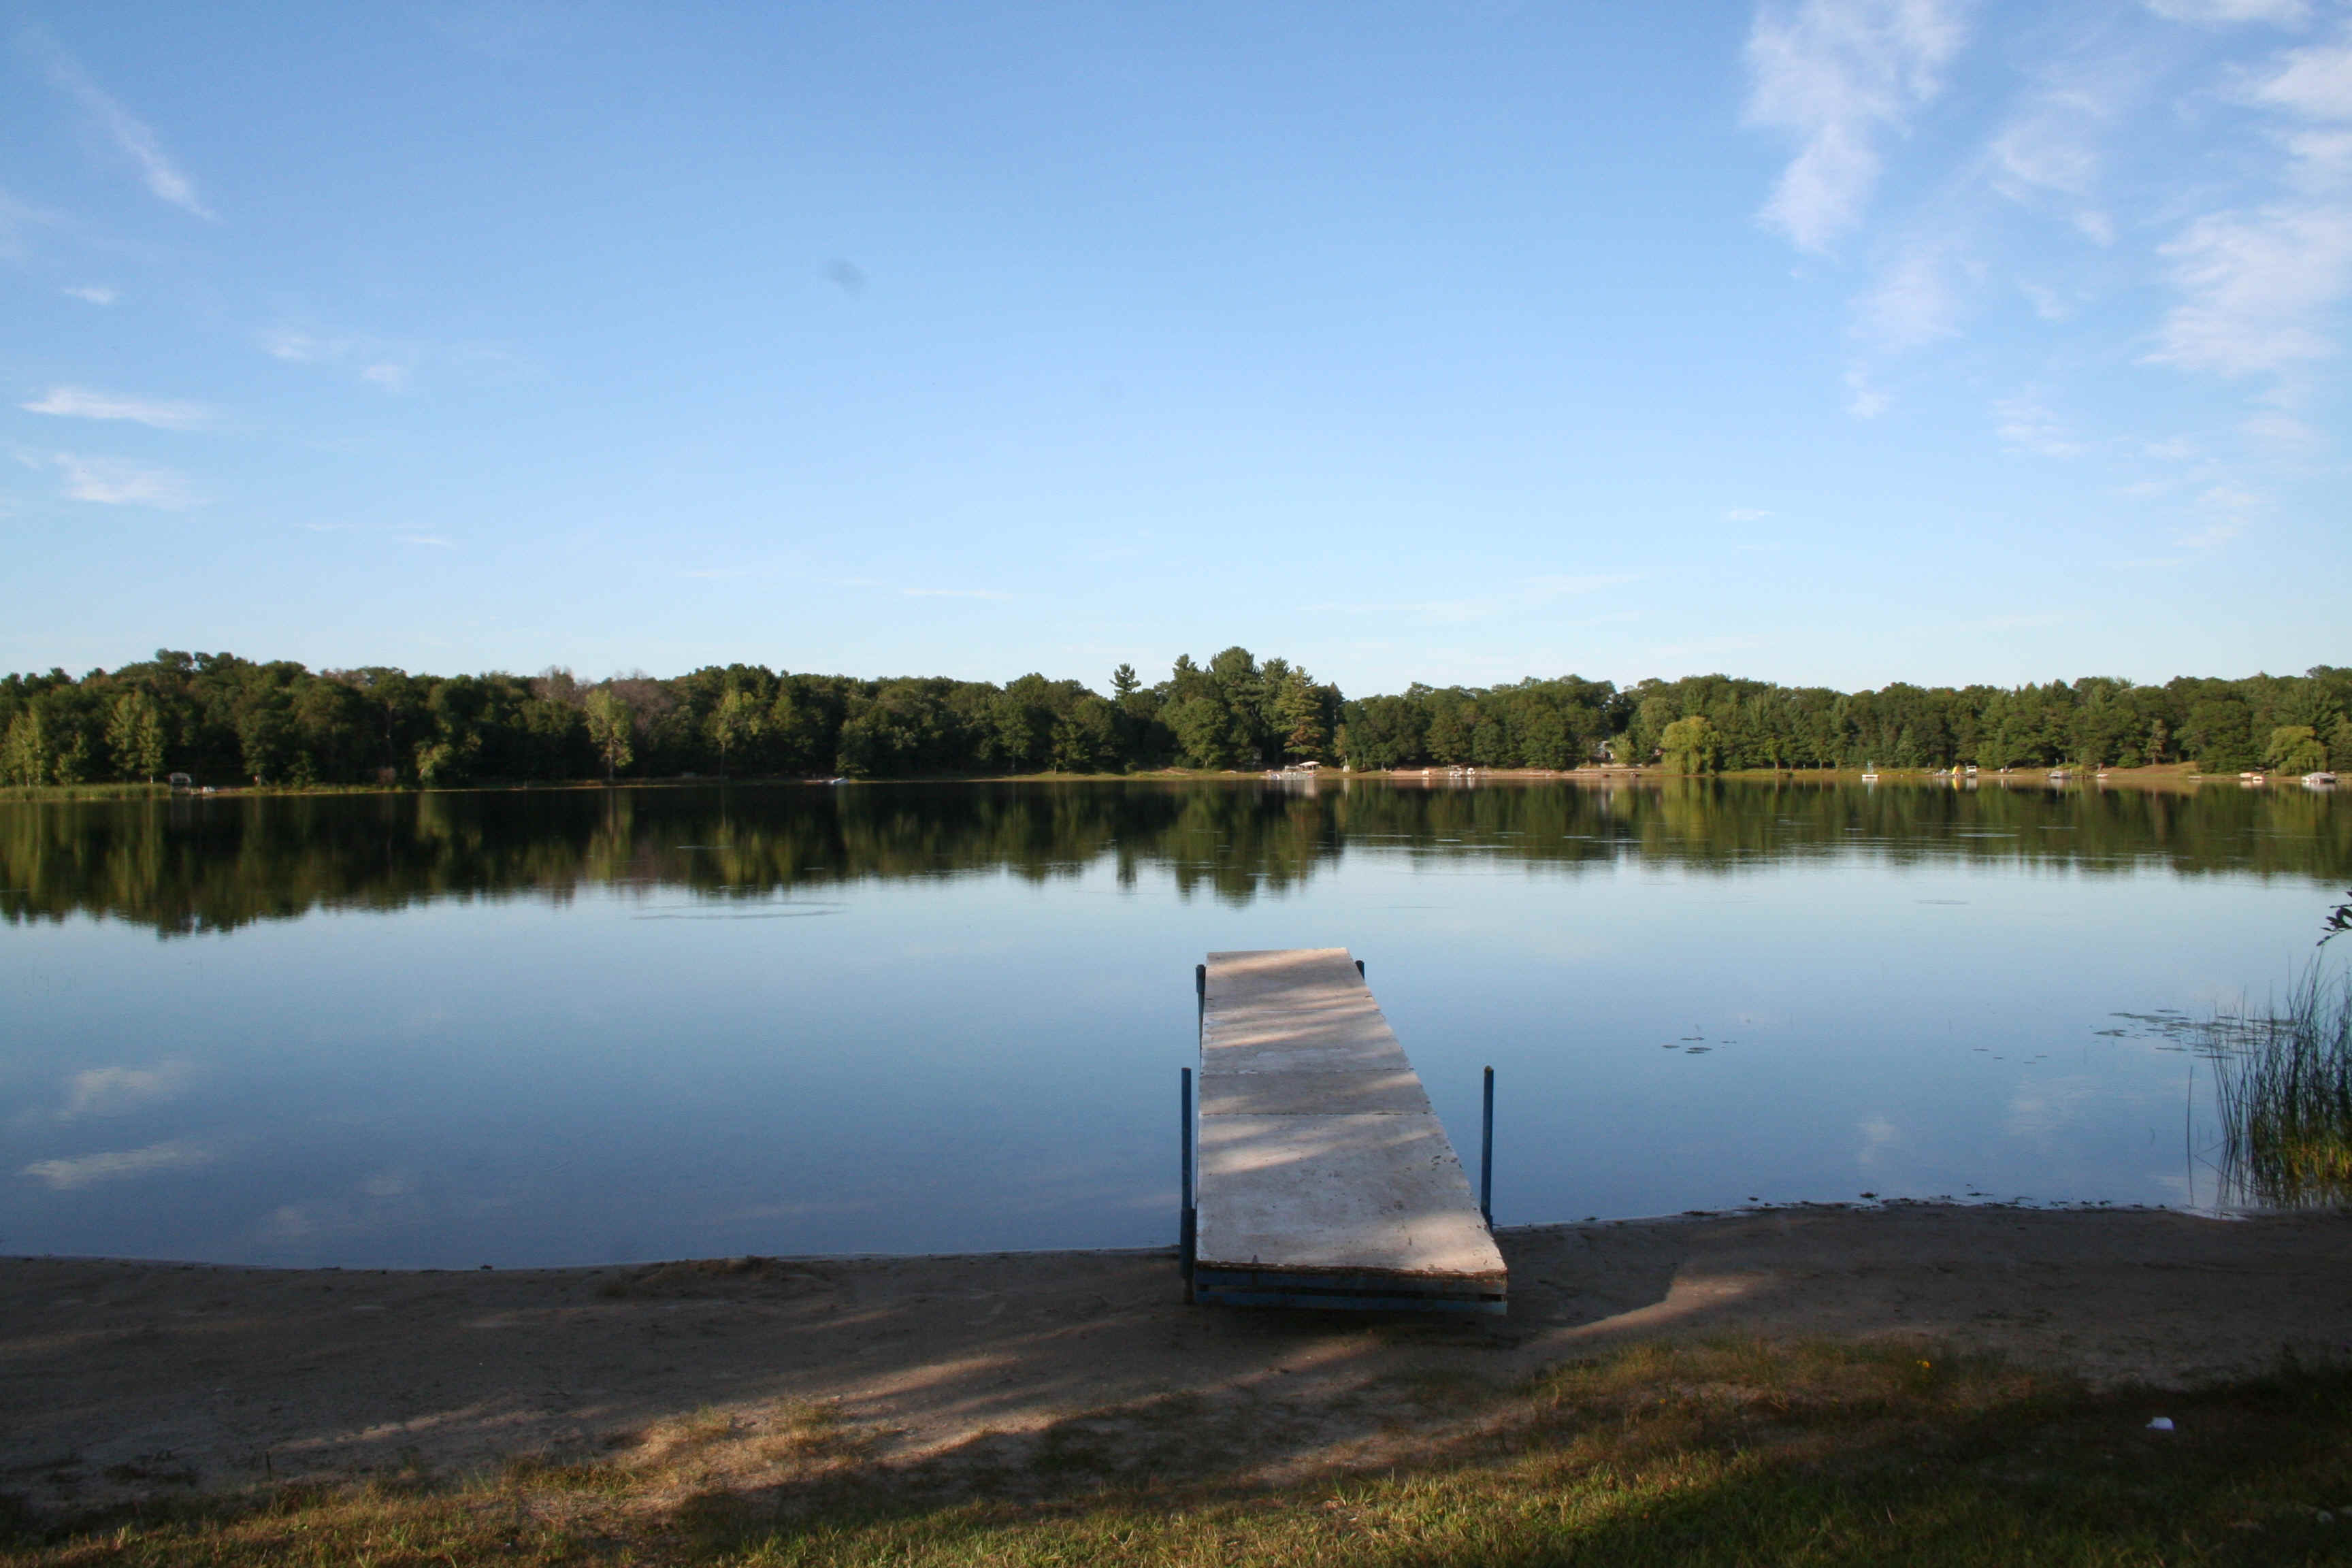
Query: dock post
[[1479, 1065, 1495, 1228], [1179, 1066, 1196, 1296]]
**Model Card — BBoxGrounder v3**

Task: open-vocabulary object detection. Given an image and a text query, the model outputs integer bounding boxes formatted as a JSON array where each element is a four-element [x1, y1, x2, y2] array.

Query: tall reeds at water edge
[[2207, 964, 2352, 1209]]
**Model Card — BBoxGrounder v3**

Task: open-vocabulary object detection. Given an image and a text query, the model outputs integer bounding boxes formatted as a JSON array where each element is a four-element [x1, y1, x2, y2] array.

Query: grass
[[6, 1339, 2350, 1565], [0, 782, 172, 803], [2209, 964, 2352, 1210]]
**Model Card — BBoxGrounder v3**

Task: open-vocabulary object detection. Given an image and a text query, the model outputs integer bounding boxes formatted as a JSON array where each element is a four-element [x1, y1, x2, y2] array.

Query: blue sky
[[3, 1, 2346, 693]]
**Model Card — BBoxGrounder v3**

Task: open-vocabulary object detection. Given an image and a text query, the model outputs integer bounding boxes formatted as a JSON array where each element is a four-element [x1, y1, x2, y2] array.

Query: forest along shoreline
[[4, 646, 2344, 791], [4, 1203, 2349, 1519]]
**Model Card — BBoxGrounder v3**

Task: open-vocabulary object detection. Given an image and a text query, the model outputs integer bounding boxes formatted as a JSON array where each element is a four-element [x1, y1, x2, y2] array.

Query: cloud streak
[[21, 387, 211, 430], [37, 38, 216, 219], [2144, 0, 2308, 27], [56, 1062, 192, 1120], [0, 185, 61, 259], [2147, 26, 2352, 376], [19, 1139, 212, 1190], [1855, 242, 1965, 348], [1993, 393, 2085, 456], [46, 453, 196, 508], [1325, 574, 1637, 627], [1745, 0, 1970, 251]]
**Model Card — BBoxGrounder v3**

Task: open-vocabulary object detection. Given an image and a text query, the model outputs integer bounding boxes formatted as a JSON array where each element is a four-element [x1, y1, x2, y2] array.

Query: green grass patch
[[0, 782, 171, 803], [2209, 965, 2352, 1209], [5, 1339, 2349, 1565]]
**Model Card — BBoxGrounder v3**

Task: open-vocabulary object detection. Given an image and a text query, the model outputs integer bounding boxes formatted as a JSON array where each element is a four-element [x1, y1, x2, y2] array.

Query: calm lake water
[[3, 779, 2345, 1268]]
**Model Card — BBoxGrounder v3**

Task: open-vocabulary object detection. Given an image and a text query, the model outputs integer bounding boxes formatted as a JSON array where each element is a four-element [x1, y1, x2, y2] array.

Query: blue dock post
[[1179, 1066, 1196, 1294], [1479, 1065, 1495, 1228]]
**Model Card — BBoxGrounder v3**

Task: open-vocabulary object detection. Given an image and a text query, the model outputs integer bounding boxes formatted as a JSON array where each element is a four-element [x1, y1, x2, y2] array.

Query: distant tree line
[[1, 648, 2347, 787]]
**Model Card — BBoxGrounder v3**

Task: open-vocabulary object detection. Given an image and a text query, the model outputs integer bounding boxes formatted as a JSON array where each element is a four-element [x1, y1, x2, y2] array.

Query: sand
[[5, 1204, 2348, 1514]]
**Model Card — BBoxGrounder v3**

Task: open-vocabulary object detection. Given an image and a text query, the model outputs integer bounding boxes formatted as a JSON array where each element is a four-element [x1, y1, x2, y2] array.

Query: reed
[[2208, 964, 2352, 1209]]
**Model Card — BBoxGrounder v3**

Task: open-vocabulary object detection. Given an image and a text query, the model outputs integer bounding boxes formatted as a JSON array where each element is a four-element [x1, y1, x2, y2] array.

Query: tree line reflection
[[1, 779, 2344, 937]]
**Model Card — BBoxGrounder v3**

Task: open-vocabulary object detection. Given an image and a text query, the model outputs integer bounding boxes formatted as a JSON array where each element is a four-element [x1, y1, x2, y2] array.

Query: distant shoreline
[[1, 760, 2305, 804]]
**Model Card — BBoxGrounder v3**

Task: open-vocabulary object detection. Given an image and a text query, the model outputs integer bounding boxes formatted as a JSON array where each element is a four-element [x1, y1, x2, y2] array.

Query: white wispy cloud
[[37, 39, 216, 220], [397, 533, 455, 548], [2170, 483, 2263, 548], [1744, 0, 1971, 252], [2245, 26, 2352, 118], [56, 1062, 191, 1120], [1324, 574, 1637, 627], [2019, 280, 2072, 318], [0, 185, 62, 259], [20, 387, 211, 430], [902, 587, 1013, 600], [2150, 25, 2352, 376], [2174, 519, 2245, 547], [19, 1139, 212, 1190], [46, 452, 196, 508], [1724, 507, 1776, 521], [2148, 204, 2352, 373], [263, 329, 346, 363], [261, 329, 443, 394], [1855, 242, 1965, 348], [2243, 408, 2321, 442], [1844, 364, 1889, 416], [2145, 0, 2309, 27], [61, 283, 114, 305], [1982, 58, 2136, 244], [1993, 393, 2085, 456]]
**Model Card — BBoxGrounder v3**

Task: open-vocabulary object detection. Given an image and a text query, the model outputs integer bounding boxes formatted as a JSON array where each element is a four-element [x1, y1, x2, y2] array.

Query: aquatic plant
[[2208, 964, 2352, 1209]]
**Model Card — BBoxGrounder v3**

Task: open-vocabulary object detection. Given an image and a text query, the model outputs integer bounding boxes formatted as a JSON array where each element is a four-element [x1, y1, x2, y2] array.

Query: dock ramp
[[1190, 949, 1506, 1313]]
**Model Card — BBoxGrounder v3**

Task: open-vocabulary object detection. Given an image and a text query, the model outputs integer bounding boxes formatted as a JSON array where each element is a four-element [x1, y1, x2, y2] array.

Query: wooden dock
[[1189, 949, 1507, 1313]]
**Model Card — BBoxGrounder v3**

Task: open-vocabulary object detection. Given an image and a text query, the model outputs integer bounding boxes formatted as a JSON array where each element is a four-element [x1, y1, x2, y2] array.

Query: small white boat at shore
[[2306, 771, 2339, 790]]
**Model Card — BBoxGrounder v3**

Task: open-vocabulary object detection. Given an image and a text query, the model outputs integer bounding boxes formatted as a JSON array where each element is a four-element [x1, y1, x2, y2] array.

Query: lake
[[3, 777, 2345, 1268]]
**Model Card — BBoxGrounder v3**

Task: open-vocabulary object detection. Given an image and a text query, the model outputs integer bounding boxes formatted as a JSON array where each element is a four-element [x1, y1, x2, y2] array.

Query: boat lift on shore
[[1178, 949, 1507, 1314]]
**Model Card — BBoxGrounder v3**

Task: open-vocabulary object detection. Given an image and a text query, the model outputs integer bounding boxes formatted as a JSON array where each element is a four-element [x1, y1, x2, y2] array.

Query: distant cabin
[[167, 772, 193, 791]]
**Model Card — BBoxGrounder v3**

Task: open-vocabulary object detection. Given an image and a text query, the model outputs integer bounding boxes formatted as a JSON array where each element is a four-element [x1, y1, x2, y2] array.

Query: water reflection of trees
[[0, 779, 2344, 936]]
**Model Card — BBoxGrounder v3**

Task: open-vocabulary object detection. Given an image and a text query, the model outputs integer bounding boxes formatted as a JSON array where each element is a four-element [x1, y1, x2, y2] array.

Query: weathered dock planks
[[1190, 949, 1507, 1312]]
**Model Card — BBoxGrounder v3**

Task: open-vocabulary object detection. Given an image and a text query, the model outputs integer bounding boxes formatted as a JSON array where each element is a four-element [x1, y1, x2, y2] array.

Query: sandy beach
[[6, 1203, 2348, 1518]]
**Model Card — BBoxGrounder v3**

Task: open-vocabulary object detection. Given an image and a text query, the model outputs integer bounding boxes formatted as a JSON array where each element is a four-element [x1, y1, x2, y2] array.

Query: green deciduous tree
[[3, 709, 53, 785], [1660, 714, 1721, 774], [2266, 725, 2328, 776], [707, 687, 763, 778], [584, 689, 635, 782], [106, 690, 165, 781]]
